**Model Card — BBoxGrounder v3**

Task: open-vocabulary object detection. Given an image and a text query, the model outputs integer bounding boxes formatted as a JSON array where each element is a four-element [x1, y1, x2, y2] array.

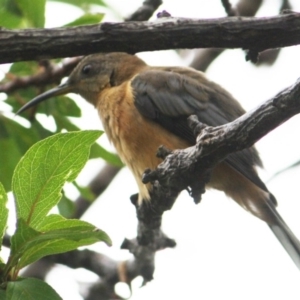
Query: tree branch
[[1, 12, 300, 63], [0, 57, 80, 93], [221, 0, 238, 16]]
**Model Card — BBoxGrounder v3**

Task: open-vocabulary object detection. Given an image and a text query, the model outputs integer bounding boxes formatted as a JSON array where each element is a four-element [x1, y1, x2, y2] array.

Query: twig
[[281, 0, 292, 12], [0, 57, 80, 93], [126, 0, 162, 21], [190, 0, 263, 71], [221, 0, 238, 16]]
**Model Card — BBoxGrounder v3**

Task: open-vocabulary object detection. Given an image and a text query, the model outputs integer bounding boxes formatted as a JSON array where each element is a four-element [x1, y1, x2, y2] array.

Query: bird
[[17, 52, 300, 269]]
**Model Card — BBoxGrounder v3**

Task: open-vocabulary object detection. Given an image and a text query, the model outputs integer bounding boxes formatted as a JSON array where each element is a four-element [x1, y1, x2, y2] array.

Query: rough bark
[[1, 12, 300, 63]]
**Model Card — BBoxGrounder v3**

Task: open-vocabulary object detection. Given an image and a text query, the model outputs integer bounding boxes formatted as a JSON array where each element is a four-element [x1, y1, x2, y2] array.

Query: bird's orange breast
[[96, 81, 190, 201]]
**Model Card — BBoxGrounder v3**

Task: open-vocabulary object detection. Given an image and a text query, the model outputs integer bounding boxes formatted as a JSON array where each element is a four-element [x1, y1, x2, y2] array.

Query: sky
[[4, 0, 300, 299]]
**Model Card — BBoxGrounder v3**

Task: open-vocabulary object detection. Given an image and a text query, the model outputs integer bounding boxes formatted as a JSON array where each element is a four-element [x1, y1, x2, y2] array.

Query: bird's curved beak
[[16, 82, 73, 115]]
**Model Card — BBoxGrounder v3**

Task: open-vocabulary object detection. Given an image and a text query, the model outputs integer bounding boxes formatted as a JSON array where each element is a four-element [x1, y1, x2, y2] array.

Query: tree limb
[[191, 0, 263, 71], [1, 12, 300, 63], [221, 0, 238, 16], [0, 57, 80, 93]]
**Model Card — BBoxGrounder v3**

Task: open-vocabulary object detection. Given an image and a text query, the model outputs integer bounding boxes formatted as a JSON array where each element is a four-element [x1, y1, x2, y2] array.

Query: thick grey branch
[[1, 12, 300, 63]]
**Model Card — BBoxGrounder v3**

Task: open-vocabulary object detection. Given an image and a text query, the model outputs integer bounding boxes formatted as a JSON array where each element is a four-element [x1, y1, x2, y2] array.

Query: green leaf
[[73, 181, 95, 202], [6, 277, 62, 300], [12, 130, 101, 229], [5, 88, 38, 115], [0, 183, 8, 249], [0, 0, 23, 29], [90, 143, 123, 167], [0, 132, 22, 191], [0, 8, 22, 29], [0, 288, 6, 299], [64, 13, 104, 27], [0, 115, 52, 191], [10, 219, 40, 267], [57, 192, 75, 218], [10, 216, 111, 269], [0, 115, 41, 154], [14, 94, 82, 118], [15, 0, 46, 28], [53, 113, 81, 132], [51, 115, 122, 165], [39, 214, 108, 233], [55, 96, 81, 117], [9, 61, 38, 76]]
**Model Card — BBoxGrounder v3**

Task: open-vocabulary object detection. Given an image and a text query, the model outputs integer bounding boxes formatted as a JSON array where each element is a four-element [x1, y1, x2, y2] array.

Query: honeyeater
[[17, 52, 300, 269]]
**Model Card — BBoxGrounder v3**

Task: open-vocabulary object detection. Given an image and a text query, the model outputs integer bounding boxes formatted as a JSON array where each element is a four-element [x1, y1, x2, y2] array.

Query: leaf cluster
[[0, 0, 122, 210], [0, 0, 107, 28], [0, 3, 121, 297], [0, 131, 111, 300]]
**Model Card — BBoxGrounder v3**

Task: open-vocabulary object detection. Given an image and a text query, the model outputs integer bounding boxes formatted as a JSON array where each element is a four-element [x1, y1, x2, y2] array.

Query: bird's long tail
[[209, 162, 300, 269], [267, 200, 300, 270]]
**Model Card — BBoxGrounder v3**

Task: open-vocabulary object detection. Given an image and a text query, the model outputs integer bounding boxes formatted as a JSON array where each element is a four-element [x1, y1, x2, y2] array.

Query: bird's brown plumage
[[17, 52, 300, 269], [74, 54, 270, 221]]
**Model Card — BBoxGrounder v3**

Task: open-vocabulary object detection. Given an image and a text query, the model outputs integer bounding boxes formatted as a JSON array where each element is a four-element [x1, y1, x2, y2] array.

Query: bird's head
[[17, 52, 147, 114]]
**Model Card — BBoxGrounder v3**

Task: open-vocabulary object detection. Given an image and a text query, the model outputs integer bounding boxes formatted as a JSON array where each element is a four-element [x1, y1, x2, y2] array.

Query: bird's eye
[[82, 64, 92, 75]]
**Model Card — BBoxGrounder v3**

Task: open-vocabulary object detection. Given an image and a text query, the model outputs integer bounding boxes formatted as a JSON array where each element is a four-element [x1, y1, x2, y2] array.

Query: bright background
[[4, 0, 300, 299]]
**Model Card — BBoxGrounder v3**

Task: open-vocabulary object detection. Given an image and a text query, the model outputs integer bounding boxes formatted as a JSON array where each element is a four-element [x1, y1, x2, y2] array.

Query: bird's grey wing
[[131, 69, 267, 192]]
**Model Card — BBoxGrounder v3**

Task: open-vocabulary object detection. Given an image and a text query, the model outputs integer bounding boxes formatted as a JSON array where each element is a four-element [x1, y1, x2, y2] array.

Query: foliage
[[0, 0, 122, 199], [0, 131, 111, 300], [0, 0, 107, 28], [0, 2, 120, 297]]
